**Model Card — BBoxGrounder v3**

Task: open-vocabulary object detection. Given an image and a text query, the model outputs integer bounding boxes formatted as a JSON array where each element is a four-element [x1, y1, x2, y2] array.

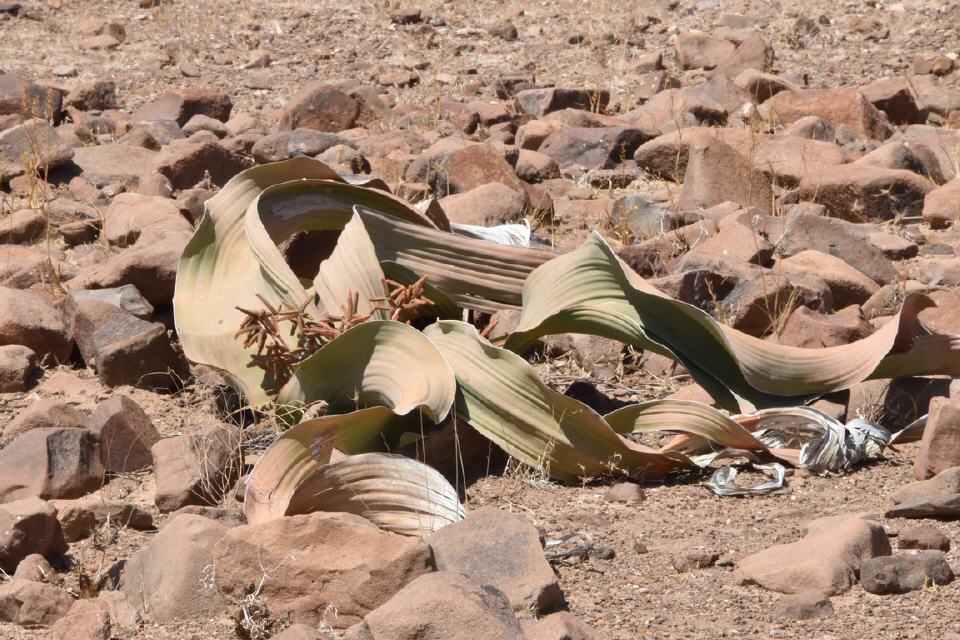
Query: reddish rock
[[860, 77, 922, 125], [343, 571, 524, 640], [685, 214, 773, 265], [734, 69, 800, 102], [51, 598, 111, 640], [0, 428, 103, 503], [515, 149, 560, 182], [922, 179, 960, 229], [69, 144, 159, 188], [89, 395, 161, 472], [775, 305, 874, 348], [0, 209, 46, 244], [734, 514, 891, 595], [672, 551, 720, 573], [913, 397, 960, 480], [102, 192, 191, 247], [0, 579, 73, 627], [0, 287, 73, 363], [538, 126, 648, 172], [50, 496, 153, 542], [214, 511, 435, 628], [0, 498, 68, 574], [778, 250, 879, 307], [439, 182, 528, 226], [0, 119, 74, 178], [522, 611, 610, 640], [678, 137, 773, 214], [674, 31, 735, 71], [893, 466, 960, 504], [68, 232, 188, 307], [278, 81, 385, 132], [250, 129, 348, 163], [760, 88, 893, 141], [64, 80, 118, 112], [0, 344, 37, 393], [898, 525, 950, 551], [793, 165, 934, 222], [514, 87, 609, 118], [417, 142, 525, 196], [0, 73, 62, 121], [70, 300, 187, 390], [118, 513, 229, 623], [152, 423, 242, 512], [773, 591, 834, 621], [429, 506, 563, 613], [131, 87, 232, 125], [774, 212, 896, 285], [13, 554, 55, 582], [155, 138, 250, 189], [3, 399, 87, 440]]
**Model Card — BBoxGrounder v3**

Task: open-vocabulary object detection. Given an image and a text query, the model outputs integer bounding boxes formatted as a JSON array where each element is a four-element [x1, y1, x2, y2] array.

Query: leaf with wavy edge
[[423, 320, 692, 481], [282, 452, 466, 536], [604, 399, 799, 465], [244, 406, 427, 524], [175, 158, 440, 406], [312, 214, 390, 321], [252, 180, 556, 312], [276, 320, 456, 426], [505, 232, 960, 411]]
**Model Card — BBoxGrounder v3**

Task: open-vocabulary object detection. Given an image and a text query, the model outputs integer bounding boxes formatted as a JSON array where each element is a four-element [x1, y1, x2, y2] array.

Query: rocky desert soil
[[2, 0, 960, 639]]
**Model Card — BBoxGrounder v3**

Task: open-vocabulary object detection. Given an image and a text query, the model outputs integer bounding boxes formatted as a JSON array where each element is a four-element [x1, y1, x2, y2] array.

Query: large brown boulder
[[67, 232, 189, 307], [734, 514, 891, 595], [792, 165, 934, 222], [760, 88, 894, 141], [538, 126, 648, 172], [102, 193, 191, 248], [428, 506, 564, 613], [0, 428, 103, 503], [678, 136, 773, 214], [213, 511, 435, 628], [343, 571, 525, 640], [0, 287, 73, 363], [152, 423, 242, 512], [922, 179, 960, 229], [155, 139, 250, 190], [514, 87, 609, 118], [118, 513, 229, 623], [3, 399, 87, 440], [0, 579, 73, 627], [439, 182, 528, 226], [0, 498, 68, 574], [0, 119, 74, 178], [131, 87, 232, 125], [0, 73, 62, 121], [913, 397, 960, 480], [88, 395, 161, 473], [0, 345, 37, 393], [860, 77, 922, 125], [778, 250, 879, 307], [278, 81, 386, 132]]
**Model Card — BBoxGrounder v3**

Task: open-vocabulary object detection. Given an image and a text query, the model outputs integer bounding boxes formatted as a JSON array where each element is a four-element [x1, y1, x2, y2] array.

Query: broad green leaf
[[312, 214, 390, 320], [423, 320, 692, 482], [283, 452, 466, 536], [244, 406, 426, 524], [277, 320, 456, 425], [505, 232, 960, 410]]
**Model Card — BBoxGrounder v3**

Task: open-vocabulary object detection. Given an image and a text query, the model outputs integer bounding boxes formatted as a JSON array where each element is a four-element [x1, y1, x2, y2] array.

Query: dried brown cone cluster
[[235, 278, 435, 382]]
